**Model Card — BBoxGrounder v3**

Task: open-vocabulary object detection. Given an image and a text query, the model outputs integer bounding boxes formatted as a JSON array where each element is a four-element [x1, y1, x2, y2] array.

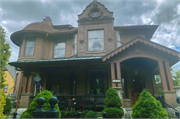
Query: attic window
[[54, 41, 66, 58], [88, 30, 104, 51]]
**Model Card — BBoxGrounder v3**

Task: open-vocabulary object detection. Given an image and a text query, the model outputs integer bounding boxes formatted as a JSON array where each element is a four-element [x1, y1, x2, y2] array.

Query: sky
[[0, 0, 180, 71]]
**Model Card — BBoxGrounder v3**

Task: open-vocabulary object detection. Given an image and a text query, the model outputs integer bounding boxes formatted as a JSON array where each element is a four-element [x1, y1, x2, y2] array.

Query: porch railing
[[29, 94, 106, 111], [57, 94, 106, 111]]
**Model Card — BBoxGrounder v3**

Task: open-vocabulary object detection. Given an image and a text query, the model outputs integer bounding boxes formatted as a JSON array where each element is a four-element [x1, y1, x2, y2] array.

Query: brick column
[[116, 62, 122, 87], [22, 76, 27, 93], [164, 61, 174, 91], [111, 63, 116, 87], [158, 60, 168, 91], [152, 73, 157, 95], [27, 75, 33, 93]]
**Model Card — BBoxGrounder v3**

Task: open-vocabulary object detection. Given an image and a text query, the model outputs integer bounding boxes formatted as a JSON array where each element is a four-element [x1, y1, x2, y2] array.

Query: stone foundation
[[19, 93, 33, 108]]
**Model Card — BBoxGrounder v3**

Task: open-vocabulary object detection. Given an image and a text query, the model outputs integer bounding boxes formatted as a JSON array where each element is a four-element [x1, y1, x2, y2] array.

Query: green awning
[[8, 56, 102, 67]]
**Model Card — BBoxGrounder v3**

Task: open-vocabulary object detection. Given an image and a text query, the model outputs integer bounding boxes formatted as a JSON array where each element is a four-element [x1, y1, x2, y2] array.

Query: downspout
[[41, 33, 49, 59]]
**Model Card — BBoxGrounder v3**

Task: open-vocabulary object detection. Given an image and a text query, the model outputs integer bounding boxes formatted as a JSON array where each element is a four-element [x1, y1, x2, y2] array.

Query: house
[[3, 65, 16, 96], [9, 0, 180, 109]]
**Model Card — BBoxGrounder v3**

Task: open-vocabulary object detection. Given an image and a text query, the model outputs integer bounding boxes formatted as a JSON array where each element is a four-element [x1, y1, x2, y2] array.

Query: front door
[[132, 76, 145, 105]]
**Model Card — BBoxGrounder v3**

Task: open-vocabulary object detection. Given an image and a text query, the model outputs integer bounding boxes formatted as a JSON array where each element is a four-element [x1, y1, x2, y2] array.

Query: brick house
[[9, 0, 180, 109]]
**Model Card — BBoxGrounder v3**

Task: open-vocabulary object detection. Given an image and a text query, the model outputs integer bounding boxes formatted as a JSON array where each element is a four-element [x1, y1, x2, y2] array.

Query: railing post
[[46, 97, 59, 118], [32, 97, 45, 118], [78, 112, 81, 118], [13, 112, 17, 119], [175, 96, 180, 118], [103, 112, 107, 118]]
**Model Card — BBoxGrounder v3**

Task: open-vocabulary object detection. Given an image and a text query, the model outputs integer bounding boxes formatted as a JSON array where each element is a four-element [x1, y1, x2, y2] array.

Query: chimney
[[42, 17, 53, 26]]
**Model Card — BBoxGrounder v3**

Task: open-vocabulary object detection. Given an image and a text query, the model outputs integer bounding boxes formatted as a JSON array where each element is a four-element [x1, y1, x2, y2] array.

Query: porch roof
[[8, 56, 102, 68], [102, 36, 180, 66]]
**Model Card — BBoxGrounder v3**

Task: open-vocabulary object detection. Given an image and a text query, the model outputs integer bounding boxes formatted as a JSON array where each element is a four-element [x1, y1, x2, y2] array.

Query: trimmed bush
[[101, 87, 124, 118], [85, 111, 97, 118], [21, 90, 61, 118], [61, 109, 79, 118], [131, 89, 168, 118], [3, 97, 12, 115]]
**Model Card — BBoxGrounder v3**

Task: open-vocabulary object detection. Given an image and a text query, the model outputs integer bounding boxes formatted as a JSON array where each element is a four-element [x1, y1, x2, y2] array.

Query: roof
[[11, 22, 78, 46], [3, 65, 16, 79], [8, 56, 102, 67], [102, 36, 180, 63]]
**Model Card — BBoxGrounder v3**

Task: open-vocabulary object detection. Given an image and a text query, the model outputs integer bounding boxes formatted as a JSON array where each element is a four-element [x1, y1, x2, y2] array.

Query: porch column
[[158, 60, 168, 91], [116, 62, 122, 87], [27, 75, 33, 93], [164, 61, 174, 91], [22, 76, 27, 93], [152, 73, 157, 95], [111, 63, 116, 87], [43, 76, 47, 90]]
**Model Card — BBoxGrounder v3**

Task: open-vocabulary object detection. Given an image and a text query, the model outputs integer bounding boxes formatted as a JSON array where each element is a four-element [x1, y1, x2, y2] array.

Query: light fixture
[[34, 73, 41, 81]]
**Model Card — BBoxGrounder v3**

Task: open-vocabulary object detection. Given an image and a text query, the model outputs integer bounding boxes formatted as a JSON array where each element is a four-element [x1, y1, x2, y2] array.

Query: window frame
[[87, 29, 105, 52], [4, 85, 8, 93], [73, 34, 77, 54], [53, 40, 66, 58], [116, 31, 123, 48], [24, 38, 36, 57]]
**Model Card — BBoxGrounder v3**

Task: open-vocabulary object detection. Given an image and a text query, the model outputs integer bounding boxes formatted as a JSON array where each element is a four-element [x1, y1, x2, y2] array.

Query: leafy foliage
[[0, 90, 6, 118], [20, 90, 61, 118], [61, 109, 79, 118], [0, 26, 11, 89], [172, 69, 180, 86], [101, 87, 124, 118], [131, 89, 168, 118], [3, 97, 12, 115], [85, 111, 97, 118]]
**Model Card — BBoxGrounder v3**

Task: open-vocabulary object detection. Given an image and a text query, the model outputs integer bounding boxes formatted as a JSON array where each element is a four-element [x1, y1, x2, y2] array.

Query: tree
[[131, 89, 168, 118], [0, 26, 11, 89], [101, 88, 124, 118], [172, 69, 180, 86]]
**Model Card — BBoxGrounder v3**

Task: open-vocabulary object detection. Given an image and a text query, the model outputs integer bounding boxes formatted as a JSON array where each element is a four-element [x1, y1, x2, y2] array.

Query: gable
[[78, 0, 114, 25], [102, 36, 180, 66]]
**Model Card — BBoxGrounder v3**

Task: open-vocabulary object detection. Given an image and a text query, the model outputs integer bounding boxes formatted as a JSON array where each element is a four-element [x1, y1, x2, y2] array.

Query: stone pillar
[[164, 61, 174, 91], [113, 87, 123, 105], [111, 63, 116, 87], [163, 91, 177, 108], [152, 73, 158, 95], [22, 76, 28, 93], [158, 60, 168, 91], [27, 75, 33, 93], [19, 93, 33, 108], [174, 86, 180, 97]]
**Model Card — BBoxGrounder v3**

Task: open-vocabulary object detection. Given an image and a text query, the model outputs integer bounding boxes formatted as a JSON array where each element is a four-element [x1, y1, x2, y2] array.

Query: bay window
[[25, 38, 35, 57], [54, 41, 66, 58], [88, 30, 104, 51]]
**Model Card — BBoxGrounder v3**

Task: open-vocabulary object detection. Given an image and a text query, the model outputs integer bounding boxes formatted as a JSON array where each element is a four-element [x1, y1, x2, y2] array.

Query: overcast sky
[[0, 0, 180, 70]]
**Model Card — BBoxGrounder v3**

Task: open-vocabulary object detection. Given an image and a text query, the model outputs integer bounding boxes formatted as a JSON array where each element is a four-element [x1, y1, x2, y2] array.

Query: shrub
[[101, 87, 124, 118], [61, 109, 82, 118], [101, 107, 124, 118], [3, 97, 12, 115], [131, 89, 168, 118], [85, 111, 97, 118], [21, 90, 61, 118], [0, 90, 6, 118]]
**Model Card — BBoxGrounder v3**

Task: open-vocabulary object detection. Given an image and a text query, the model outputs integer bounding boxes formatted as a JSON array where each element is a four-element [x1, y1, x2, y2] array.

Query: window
[[54, 41, 66, 58], [73, 34, 77, 54], [25, 38, 35, 57], [4, 85, 8, 93], [88, 30, 104, 51], [117, 31, 122, 47]]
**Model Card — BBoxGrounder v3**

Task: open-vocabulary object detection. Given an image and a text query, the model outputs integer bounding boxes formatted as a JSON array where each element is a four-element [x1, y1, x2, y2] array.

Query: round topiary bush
[[85, 111, 97, 118], [101, 87, 124, 118], [21, 90, 61, 118], [131, 89, 168, 118], [3, 97, 12, 115]]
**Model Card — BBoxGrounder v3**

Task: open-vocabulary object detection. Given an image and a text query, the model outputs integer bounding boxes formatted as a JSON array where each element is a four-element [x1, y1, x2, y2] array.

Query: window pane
[[54, 41, 66, 58], [117, 32, 121, 41], [88, 30, 104, 51], [55, 42, 65, 49], [73, 45, 77, 54], [4, 85, 7, 92], [26, 39, 35, 47], [73, 34, 77, 54], [117, 41, 122, 47], [25, 47, 34, 56]]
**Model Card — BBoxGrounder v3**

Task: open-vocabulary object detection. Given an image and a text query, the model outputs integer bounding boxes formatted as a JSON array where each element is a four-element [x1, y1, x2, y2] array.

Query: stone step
[[96, 112, 102, 117]]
